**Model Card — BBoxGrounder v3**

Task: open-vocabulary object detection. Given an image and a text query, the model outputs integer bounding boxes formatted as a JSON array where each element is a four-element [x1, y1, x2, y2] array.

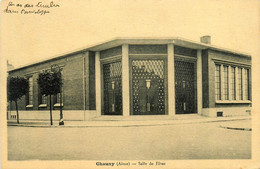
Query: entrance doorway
[[131, 59, 167, 115], [175, 60, 196, 114], [102, 61, 122, 115]]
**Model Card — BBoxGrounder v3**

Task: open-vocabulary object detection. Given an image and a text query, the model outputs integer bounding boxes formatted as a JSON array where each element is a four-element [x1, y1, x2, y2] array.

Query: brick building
[[8, 37, 252, 120]]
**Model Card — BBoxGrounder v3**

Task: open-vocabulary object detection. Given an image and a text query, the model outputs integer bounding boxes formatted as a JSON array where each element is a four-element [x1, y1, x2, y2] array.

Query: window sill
[[54, 103, 63, 107], [39, 104, 47, 108], [216, 100, 252, 104], [26, 105, 33, 108]]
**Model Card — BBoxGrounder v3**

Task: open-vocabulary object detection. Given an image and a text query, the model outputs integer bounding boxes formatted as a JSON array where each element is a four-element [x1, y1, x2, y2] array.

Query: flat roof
[[8, 37, 251, 72]]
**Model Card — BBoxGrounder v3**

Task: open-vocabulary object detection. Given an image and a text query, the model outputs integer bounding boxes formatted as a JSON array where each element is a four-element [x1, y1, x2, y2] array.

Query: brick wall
[[62, 54, 84, 110], [129, 45, 167, 54], [8, 53, 86, 111], [88, 51, 96, 110], [175, 46, 197, 57], [100, 46, 122, 59]]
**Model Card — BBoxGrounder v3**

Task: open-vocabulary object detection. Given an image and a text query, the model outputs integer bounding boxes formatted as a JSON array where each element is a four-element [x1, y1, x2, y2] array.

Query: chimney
[[200, 35, 211, 44]]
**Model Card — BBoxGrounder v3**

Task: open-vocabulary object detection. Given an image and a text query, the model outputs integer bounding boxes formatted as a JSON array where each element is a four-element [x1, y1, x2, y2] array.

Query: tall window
[[56, 87, 63, 104], [244, 69, 249, 100], [28, 77, 33, 105], [237, 68, 243, 100], [215, 63, 250, 102], [55, 70, 63, 105], [41, 95, 47, 104], [223, 66, 229, 100], [230, 67, 236, 100], [215, 65, 221, 100]]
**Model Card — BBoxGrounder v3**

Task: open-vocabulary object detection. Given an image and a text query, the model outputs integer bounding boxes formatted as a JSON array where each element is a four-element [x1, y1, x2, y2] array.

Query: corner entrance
[[175, 60, 196, 114], [130, 58, 167, 115], [102, 61, 122, 115]]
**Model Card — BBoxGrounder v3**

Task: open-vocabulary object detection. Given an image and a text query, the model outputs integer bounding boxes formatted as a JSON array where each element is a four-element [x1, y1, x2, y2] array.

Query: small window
[[217, 111, 223, 117]]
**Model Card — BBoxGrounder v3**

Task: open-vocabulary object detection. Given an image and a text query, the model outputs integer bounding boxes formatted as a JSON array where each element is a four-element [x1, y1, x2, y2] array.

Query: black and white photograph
[[1, 0, 259, 168]]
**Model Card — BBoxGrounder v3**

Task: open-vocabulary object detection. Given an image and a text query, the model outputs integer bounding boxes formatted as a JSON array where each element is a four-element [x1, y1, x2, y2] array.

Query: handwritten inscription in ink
[[3, 1, 60, 15]]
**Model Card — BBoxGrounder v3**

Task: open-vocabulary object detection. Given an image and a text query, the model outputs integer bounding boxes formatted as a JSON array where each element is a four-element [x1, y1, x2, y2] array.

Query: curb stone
[[7, 117, 251, 128], [219, 125, 252, 131]]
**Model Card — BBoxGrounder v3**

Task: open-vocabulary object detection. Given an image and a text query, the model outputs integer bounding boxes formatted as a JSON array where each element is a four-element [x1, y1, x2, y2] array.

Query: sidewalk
[[7, 115, 251, 130]]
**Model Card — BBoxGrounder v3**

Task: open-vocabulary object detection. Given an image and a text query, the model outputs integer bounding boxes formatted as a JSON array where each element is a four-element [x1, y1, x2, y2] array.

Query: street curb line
[[219, 125, 252, 131], [7, 118, 251, 128]]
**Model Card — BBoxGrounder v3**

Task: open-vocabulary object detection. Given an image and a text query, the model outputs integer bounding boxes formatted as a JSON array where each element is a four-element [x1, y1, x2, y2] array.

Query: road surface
[[8, 120, 251, 160]]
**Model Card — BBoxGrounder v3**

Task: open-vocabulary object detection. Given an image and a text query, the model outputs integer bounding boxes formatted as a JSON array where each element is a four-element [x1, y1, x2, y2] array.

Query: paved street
[[8, 120, 251, 160]]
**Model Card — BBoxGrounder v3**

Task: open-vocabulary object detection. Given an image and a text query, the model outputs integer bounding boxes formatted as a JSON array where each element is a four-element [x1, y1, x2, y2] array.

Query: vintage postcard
[[1, 0, 259, 168]]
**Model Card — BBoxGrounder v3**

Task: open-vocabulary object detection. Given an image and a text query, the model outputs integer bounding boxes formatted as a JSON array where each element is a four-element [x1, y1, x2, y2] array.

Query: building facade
[[8, 37, 252, 120]]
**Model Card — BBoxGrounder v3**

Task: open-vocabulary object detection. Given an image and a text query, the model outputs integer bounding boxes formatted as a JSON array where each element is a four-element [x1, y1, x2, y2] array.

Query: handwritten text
[[3, 1, 60, 15]]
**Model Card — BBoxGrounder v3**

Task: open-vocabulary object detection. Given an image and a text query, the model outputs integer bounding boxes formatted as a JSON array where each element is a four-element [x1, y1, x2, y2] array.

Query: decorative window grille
[[132, 59, 165, 115], [103, 61, 122, 115]]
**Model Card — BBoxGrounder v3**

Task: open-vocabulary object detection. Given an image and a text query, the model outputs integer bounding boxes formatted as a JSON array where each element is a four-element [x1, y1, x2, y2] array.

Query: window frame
[[213, 60, 251, 103], [230, 66, 236, 100], [26, 76, 34, 108], [243, 69, 250, 100], [237, 67, 243, 100], [223, 65, 229, 100], [215, 64, 221, 101], [54, 69, 64, 107]]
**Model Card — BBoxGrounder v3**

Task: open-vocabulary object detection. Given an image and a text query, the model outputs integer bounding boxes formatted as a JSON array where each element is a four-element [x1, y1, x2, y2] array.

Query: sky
[[1, 0, 259, 68]]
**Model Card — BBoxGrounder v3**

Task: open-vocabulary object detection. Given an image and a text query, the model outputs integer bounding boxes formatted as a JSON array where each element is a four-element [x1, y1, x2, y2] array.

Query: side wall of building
[[201, 49, 252, 117], [8, 52, 89, 120]]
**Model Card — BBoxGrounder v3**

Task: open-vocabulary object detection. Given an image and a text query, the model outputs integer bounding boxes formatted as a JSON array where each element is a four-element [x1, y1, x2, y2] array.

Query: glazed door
[[175, 61, 196, 114], [131, 59, 166, 115], [103, 61, 122, 115]]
